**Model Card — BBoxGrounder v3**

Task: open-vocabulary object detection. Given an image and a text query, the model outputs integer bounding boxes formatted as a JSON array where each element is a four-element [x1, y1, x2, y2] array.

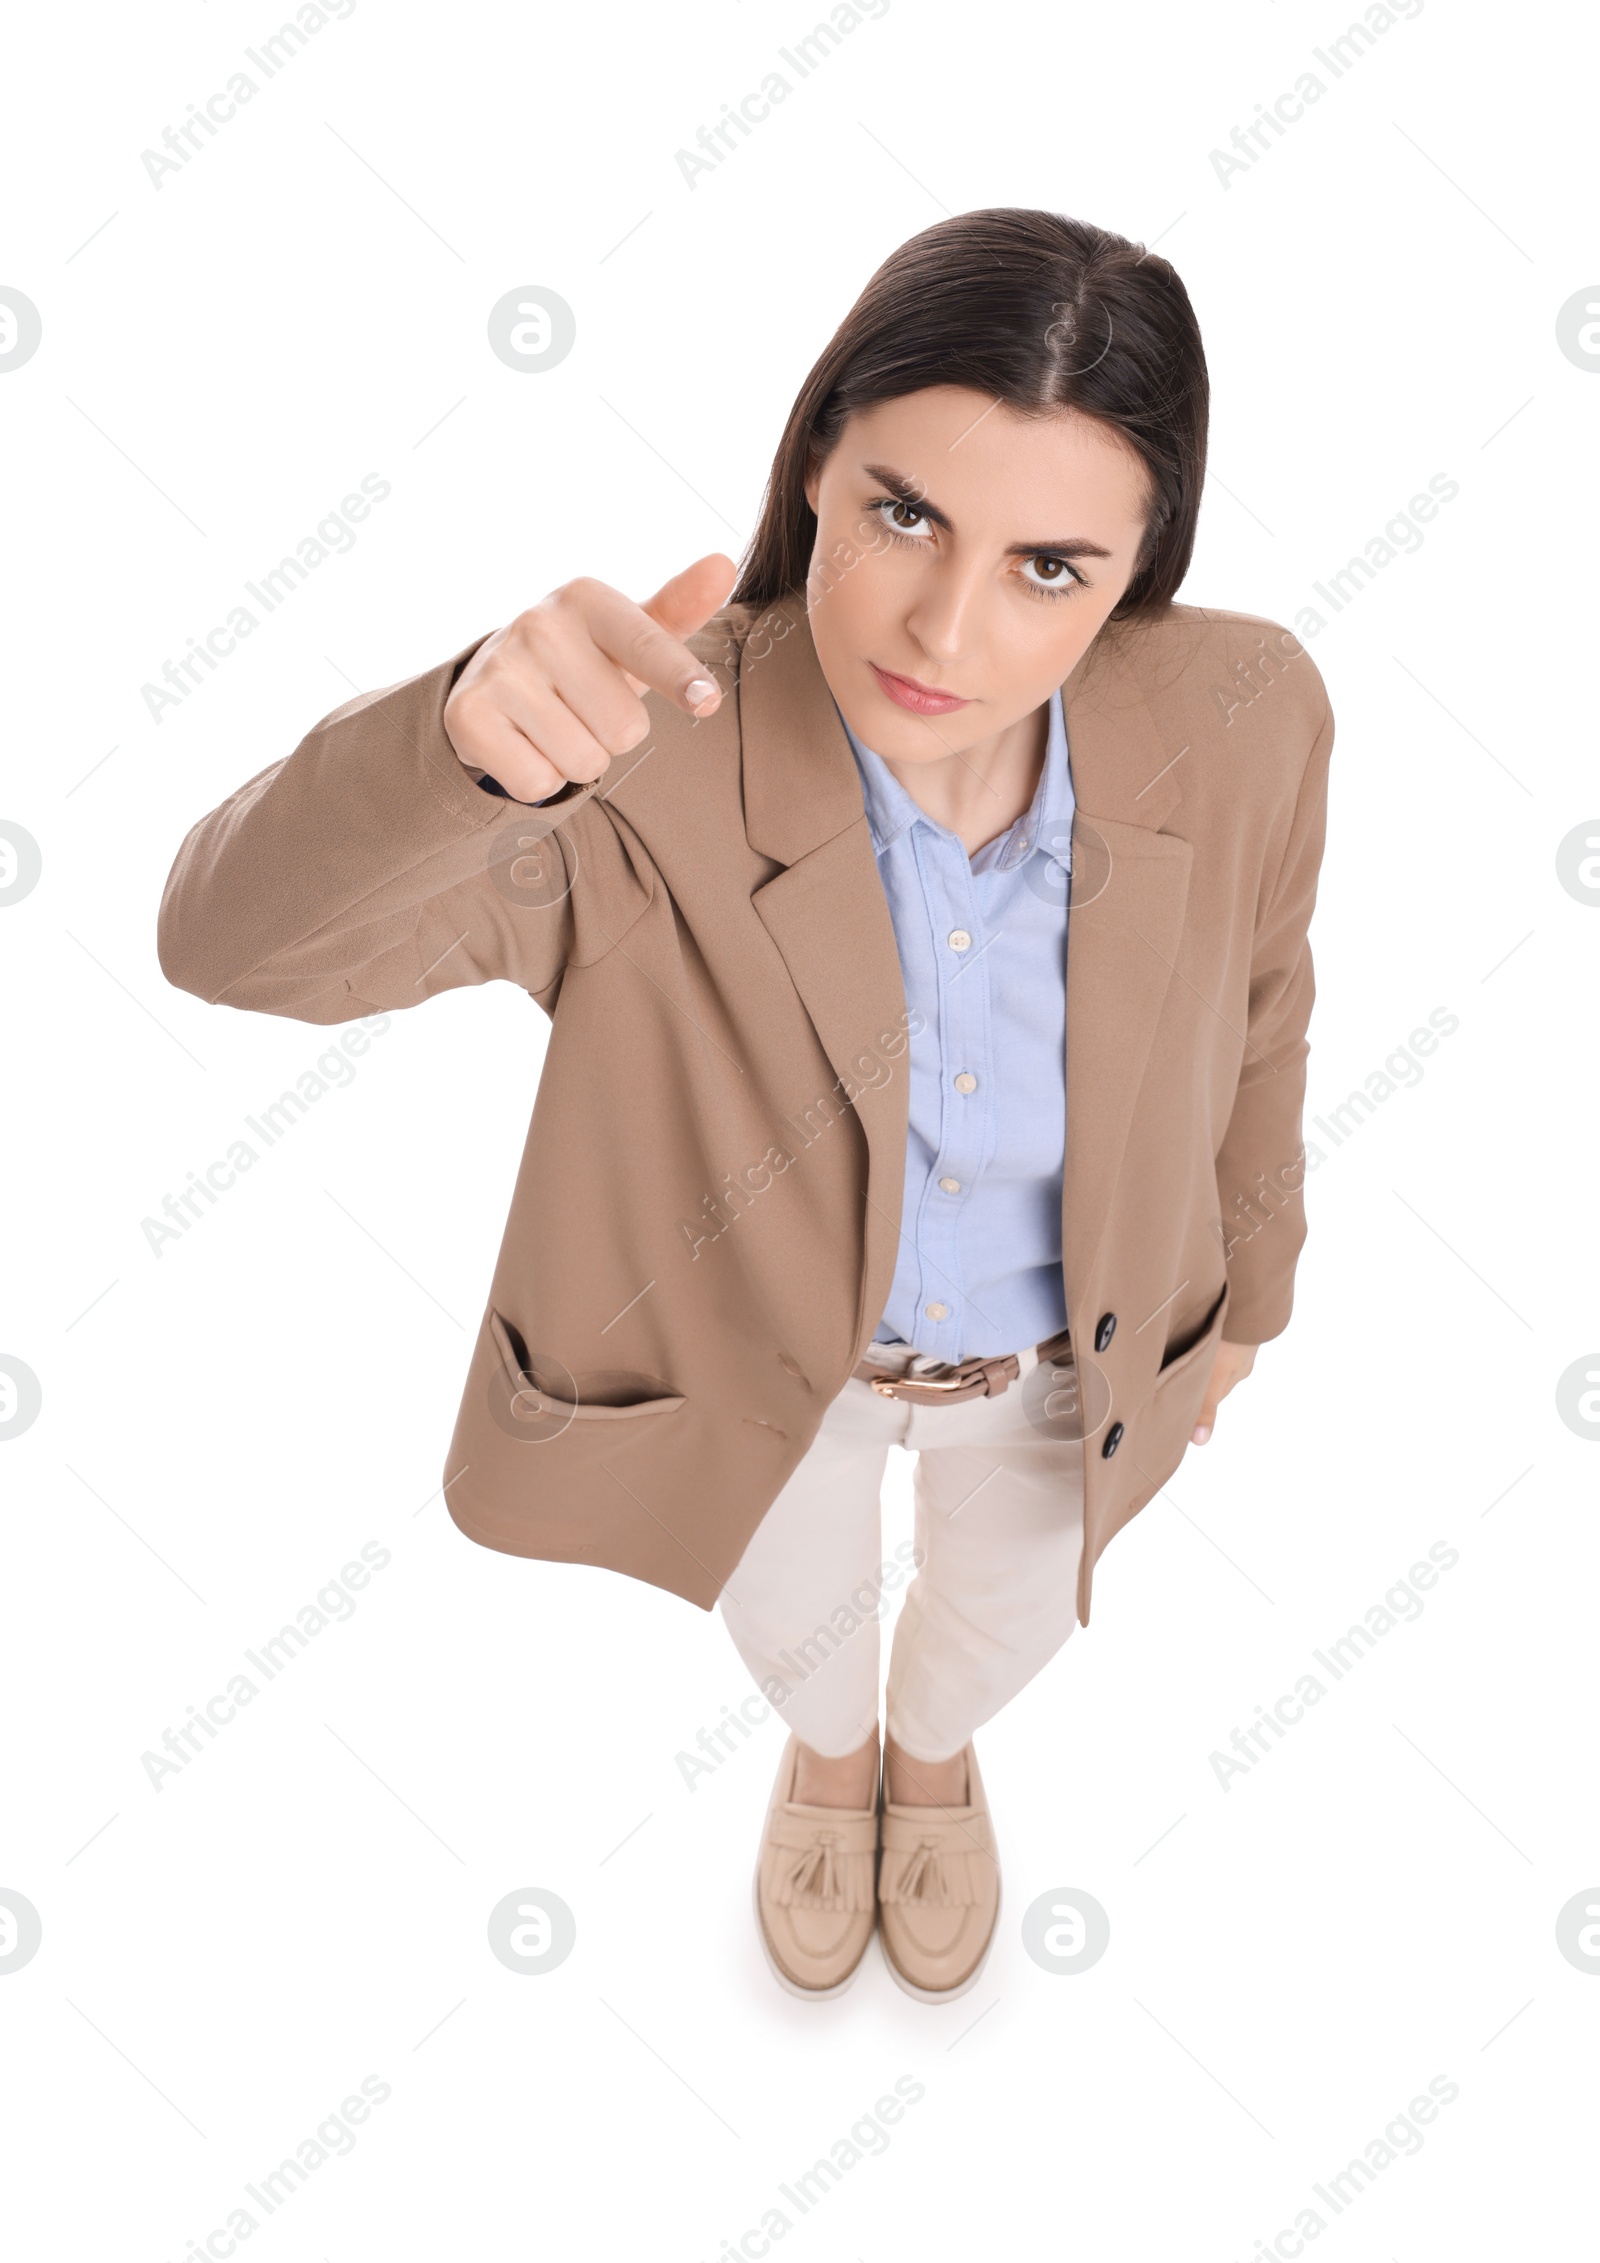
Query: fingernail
[[1192, 1425, 1211, 1443], [685, 677, 719, 710]]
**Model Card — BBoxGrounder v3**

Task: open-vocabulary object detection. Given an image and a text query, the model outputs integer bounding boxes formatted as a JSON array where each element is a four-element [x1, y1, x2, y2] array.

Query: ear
[[802, 446, 822, 517]]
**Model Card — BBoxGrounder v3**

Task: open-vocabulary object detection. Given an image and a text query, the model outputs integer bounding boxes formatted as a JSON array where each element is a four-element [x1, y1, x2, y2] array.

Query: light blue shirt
[[836, 687, 1076, 1361]]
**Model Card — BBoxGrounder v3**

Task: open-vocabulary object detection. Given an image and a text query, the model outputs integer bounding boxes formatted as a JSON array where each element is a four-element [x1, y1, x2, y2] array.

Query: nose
[[903, 557, 986, 664]]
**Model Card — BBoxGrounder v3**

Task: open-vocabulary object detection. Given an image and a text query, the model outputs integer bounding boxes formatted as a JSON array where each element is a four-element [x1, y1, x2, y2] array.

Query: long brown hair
[[731, 207, 1208, 624]]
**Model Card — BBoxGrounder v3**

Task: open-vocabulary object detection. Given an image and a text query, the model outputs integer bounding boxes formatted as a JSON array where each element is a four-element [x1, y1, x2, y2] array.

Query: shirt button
[[948, 928, 972, 951], [953, 1071, 977, 1094], [938, 1176, 961, 1194], [925, 1301, 949, 1321]]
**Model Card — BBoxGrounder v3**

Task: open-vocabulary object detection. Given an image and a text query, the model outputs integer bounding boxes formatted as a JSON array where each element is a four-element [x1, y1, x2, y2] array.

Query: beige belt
[[852, 1326, 1072, 1407]]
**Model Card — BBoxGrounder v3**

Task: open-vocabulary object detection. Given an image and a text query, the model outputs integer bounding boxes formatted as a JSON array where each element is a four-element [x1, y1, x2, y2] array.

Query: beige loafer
[[752, 1734, 879, 1999], [877, 1741, 1000, 2003]]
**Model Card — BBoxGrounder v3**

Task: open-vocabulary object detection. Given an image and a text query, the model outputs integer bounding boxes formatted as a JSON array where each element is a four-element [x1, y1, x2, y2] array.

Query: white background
[[3, 0, 1597, 2254]]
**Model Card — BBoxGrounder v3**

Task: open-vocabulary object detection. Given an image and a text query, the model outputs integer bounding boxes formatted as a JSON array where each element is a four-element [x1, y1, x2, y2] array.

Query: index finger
[[578, 580, 726, 716]]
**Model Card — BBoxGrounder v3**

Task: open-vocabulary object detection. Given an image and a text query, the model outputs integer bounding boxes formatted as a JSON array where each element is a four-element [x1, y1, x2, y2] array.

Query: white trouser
[[717, 1339, 1087, 1763]]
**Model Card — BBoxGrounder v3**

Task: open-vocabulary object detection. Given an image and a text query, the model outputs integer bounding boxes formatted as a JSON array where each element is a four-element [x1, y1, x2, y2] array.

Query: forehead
[[835, 388, 1149, 524]]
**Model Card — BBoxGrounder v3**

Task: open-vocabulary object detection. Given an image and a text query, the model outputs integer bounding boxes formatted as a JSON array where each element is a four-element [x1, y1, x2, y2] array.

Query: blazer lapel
[[1059, 629, 1193, 1318], [739, 597, 1192, 1360], [741, 598, 909, 1362]]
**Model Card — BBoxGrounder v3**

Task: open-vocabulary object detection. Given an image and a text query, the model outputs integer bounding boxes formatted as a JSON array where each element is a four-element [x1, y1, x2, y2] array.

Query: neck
[[877, 696, 1050, 858]]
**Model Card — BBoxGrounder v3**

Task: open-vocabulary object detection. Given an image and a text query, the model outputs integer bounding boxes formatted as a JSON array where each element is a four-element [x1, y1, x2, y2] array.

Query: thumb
[[639, 552, 740, 643]]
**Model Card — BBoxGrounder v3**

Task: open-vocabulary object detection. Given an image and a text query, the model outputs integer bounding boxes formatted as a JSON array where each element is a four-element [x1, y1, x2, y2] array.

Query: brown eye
[[871, 496, 933, 539], [1019, 554, 1083, 601]]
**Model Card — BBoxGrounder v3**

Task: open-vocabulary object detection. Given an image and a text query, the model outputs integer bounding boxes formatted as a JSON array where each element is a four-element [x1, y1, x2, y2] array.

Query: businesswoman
[[158, 207, 1334, 2005]]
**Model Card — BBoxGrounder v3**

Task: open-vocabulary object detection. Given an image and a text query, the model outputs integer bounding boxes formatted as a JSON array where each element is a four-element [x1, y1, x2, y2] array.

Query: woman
[[157, 208, 1333, 2007]]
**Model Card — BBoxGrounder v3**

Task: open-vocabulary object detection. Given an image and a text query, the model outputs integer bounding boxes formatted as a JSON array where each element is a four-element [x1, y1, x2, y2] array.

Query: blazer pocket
[[487, 1309, 685, 1442], [1117, 1277, 1233, 1509], [1155, 1280, 1230, 1383]]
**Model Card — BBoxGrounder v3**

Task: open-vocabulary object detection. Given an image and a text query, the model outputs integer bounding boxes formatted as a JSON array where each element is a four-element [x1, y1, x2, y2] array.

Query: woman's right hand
[[442, 552, 739, 804]]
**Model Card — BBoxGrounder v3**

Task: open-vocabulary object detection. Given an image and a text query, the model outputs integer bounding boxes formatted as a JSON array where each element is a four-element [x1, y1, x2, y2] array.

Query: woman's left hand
[[1190, 1340, 1258, 1444]]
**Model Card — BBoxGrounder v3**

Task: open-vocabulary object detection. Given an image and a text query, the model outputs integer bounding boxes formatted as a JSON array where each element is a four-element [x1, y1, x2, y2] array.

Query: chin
[[867, 719, 971, 766]]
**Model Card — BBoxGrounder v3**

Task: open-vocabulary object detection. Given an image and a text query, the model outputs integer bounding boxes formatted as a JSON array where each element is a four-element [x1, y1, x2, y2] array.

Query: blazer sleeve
[[156, 636, 645, 1025], [1214, 691, 1335, 1344]]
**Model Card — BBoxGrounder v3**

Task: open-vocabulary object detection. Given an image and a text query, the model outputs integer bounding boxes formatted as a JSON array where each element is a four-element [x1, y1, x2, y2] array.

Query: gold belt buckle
[[868, 1367, 974, 1399]]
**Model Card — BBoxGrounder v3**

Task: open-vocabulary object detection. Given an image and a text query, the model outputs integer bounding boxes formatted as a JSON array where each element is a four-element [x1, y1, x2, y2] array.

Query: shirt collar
[[836, 684, 1073, 873]]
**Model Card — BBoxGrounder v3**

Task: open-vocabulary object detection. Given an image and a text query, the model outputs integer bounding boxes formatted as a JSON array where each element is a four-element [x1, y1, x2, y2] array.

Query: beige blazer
[[157, 594, 1333, 1628]]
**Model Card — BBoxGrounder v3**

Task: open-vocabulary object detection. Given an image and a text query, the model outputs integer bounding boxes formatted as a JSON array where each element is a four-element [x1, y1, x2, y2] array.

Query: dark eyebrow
[[860, 460, 1115, 560]]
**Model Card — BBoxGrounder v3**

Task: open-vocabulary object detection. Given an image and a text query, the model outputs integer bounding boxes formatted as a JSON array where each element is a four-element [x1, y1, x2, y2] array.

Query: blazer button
[[1102, 1421, 1124, 1458], [1094, 1312, 1117, 1352]]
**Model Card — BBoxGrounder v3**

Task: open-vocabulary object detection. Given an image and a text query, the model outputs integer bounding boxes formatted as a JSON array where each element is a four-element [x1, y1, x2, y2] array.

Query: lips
[[868, 661, 971, 716]]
